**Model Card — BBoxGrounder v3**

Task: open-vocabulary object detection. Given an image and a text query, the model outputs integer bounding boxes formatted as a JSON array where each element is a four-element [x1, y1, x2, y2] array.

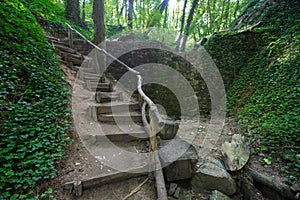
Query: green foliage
[[19, 0, 92, 39], [208, 0, 300, 184], [0, 0, 71, 198], [206, 30, 269, 88]]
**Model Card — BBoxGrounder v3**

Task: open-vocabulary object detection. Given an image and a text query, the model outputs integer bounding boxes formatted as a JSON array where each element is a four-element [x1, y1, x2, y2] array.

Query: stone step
[[96, 101, 140, 114], [82, 131, 148, 143], [98, 111, 142, 124], [95, 91, 122, 103], [86, 81, 113, 92]]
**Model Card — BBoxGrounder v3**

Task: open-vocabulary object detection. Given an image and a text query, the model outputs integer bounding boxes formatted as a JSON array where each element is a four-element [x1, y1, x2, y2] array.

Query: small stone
[[74, 181, 83, 197], [291, 183, 300, 192], [168, 183, 177, 195], [209, 190, 232, 200], [173, 187, 180, 199]]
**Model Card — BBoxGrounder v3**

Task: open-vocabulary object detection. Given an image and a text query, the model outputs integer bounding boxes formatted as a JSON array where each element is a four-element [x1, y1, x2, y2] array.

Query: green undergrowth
[[0, 0, 71, 198], [20, 0, 92, 39], [208, 0, 299, 184]]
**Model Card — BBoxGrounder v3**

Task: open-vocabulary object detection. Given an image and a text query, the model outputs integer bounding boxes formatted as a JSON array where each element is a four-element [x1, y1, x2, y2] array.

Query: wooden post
[[68, 27, 73, 49], [149, 110, 168, 200]]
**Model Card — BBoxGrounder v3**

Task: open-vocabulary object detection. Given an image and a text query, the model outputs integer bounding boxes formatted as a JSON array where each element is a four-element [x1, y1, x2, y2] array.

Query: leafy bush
[[0, 0, 71, 198], [208, 0, 300, 184]]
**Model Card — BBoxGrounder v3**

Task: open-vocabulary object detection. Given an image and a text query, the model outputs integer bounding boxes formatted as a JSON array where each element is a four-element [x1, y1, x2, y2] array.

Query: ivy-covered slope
[[0, 0, 71, 199], [19, 0, 92, 39], [206, 0, 299, 183]]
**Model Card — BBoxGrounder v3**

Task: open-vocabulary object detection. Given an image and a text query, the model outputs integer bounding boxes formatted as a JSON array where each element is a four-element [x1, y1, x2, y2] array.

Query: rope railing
[[66, 24, 167, 199]]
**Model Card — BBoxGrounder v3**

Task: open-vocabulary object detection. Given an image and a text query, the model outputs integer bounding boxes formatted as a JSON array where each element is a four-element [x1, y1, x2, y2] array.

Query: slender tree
[[181, 0, 199, 51], [217, 0, 226, 31], [175, 0, 188, 51], [93, 0, 105, 44], [233, 0, 240, 20], [65, 0, 80, 24], [147, 0, 169, 27], [128, 0, 133, 28], [224, 0, 231, 28], [82, 0, 86, 24], [207, 0, 212, 34], [116, 0, 121, 26]]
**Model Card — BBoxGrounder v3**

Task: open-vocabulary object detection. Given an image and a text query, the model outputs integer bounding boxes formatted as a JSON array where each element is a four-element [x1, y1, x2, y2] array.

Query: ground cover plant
[[0, 0, 72, 198]]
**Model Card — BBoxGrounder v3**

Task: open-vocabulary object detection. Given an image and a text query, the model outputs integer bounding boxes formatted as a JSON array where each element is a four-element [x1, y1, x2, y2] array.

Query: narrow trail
[[47, 31, 295, 200], [46, 34, 230, 200], [46, 34, 169, 199]]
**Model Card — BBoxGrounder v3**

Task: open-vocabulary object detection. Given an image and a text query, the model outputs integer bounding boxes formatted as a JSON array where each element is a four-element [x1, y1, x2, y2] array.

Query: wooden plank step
[[86, 81, 114, 92], [46, 35, 59, 41], [95, 91, 122, 103], [78, 71, 101, 79], [81, 131, 148, 143], [64, 170, 148, 193], [54, 44, 77, 54], [51, 40, 69, 46], [63, 143, 149, 192], [98, 111, 142, 124], [96, 101, 140, 114], [79, 67, 98, 74], [61, 51, 83, 61]]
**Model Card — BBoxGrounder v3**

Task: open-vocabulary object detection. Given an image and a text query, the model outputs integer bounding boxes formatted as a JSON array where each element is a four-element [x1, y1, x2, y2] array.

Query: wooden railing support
[[68, 27, 73, 49]]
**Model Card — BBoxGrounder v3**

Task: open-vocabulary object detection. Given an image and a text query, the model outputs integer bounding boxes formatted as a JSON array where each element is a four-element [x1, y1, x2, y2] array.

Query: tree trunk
[[181, 0, 199, 51], [82, 0, 86, 24], [233, 0, 240, 20], [175, 0, 188, 51], [163, 3, 169, 28], [224, 0, 231, 28], [159, 0, 169, 14], [93, 0, 105, 44], [207, 0, 212, 34], [66, 0, 80, 24], [217, 0, 226, 31], [128, 0, 133, 28]]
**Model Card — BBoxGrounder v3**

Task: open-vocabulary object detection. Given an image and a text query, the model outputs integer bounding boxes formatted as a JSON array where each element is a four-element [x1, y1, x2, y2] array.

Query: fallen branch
[[122, 177, 150, 200], [246, 166, 296, 199], [269, 146, 300, 150], [238, 21, 263, 34]]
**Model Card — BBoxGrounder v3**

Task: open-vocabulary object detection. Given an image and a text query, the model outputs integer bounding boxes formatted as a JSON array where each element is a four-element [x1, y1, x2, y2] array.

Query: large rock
[[221, 134, 250, 171], [209, 190, 232, 200], [158, 119, 179, 140], [191, 156, 237, 196], [159, 139, 198, 181]]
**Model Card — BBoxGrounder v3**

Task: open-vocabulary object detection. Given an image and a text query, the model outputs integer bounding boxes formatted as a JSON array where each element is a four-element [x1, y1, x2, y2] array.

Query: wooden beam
[[149, 111, 168, 200], [68, 27, 73, 49]]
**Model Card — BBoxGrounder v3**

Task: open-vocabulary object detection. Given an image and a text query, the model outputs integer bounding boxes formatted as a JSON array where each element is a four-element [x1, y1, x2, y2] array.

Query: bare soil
[[48, 63, 288, 200]]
